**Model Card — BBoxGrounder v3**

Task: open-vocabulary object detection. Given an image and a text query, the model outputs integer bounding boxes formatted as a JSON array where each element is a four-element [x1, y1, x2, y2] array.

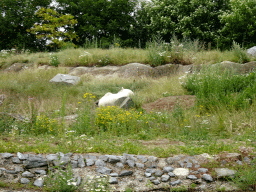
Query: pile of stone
[[0, 152, 255, 191]]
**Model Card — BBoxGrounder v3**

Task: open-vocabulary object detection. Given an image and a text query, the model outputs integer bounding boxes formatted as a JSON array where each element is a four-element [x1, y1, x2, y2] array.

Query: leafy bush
[[231, 41, 250, 64]]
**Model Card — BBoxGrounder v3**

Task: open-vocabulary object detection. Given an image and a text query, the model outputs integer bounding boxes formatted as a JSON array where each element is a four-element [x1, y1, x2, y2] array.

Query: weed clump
[[183, 66, 256, 111]]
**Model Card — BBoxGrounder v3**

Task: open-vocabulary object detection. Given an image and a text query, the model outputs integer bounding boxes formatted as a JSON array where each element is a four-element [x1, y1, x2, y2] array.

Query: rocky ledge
[[4, 61, 256, 79], [0, 151, 255, 191]]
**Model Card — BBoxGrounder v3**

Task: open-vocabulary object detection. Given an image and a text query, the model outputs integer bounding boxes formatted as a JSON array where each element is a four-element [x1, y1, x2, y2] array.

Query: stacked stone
[[0, 152, 254, 191]]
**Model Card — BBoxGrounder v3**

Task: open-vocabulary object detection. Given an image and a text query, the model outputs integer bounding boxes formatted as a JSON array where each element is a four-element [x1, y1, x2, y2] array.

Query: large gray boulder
[[118, 63, 154, 77], [49, 74, 80, 85], [247, 46, 256, 57], [4, 63, 26, 72]]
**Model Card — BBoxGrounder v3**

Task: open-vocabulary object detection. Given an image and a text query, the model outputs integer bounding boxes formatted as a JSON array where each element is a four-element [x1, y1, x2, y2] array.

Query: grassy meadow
[[0, 40, 256, 190]]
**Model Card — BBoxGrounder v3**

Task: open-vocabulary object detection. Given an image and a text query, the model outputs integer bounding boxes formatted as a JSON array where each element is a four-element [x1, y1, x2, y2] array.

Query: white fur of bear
[[98, 88, 134, 107]]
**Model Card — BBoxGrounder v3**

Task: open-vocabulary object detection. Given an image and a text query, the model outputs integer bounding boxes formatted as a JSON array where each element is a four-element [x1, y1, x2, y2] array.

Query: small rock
[[86, 159, 95, 166], [166, 157, 175, 165], [161, 175, 170, 182], [78, 155, 85, 168], [149, 176, 156, 181], [34, 178, 44, 187], [110, 173, 119, 177], [116, 162, 124, 168], [168, 172, 176, 177], [99, 155, 109, 162], [215, 168, 236, 179], [22, 171, 34, 178], [155, 170, 164, 177], [145, 168, 156, 174], [17, 152, 27, 160], [119, 170, 133, 177], [46, 154, 58, 161], [24, 155, 48, 169], [70, 160, 78, 168], [76, 176, 82, 186], [178, 161, 184, 167], [163, 166, 174, 173], [86, 155, 97, 160], [12, 157, 22, 164], [73, 155, 79, 161], [108, 155, 120, 163], [6, 170, 18, 174], [49, 74, 80, 85], [145, 172, 151, 177], [35, 169, 47, 175], [127, 160, 135, 168], [136, 163, 144, 168], [57, 152, 65, 158], [152, 179, 161, 185], [198, 168, 208, 173], [123, 153, 137, 161], [109, 177, 118, 184], [95, 159, 106, 167], [187, 175, 198, 180], [20, 178, 30, 184], [170, 180, 182, 186], [53, 156, 70, 166], [65, 153, 73, 157], [186, 162, 193, 168], [1, 153, 14, 159], [148, 156, 158, 162], [202, 174, 213, 182], [173, 168, 189, 177], [96, 167, 112, 175], [138, 178, 144, 182], [137, 155, 147, 163]]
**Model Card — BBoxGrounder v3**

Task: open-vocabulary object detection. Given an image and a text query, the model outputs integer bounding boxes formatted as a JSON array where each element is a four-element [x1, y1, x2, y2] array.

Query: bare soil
[[141, 95, 196, 113]]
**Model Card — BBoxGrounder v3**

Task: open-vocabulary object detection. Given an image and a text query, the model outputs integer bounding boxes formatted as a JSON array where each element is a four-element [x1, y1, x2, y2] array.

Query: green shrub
[[49, 54, 60, 67], [0, 114, 15, 134], [183, 66, 256, 111], [146, 37, 170, 66], [95, 106, 143, 136], [31, 114, 60, 135], [44, 164, 78, 192], [72, 93, 96, 135], [232, 159, 256, 191], [231, 41, 250, 64]]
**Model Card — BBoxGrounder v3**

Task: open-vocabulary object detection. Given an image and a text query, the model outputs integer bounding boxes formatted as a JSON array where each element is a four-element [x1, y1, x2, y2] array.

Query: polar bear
[[98, 88, 134, 107]]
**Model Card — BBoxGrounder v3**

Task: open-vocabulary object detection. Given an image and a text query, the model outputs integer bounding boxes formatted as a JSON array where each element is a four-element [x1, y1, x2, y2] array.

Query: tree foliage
[[219, 0, 256, 48], [56, 0, 138, 47], [27, 8, 78, 49], [1, 0, 255, 50], [145, 0, 230, 48], [0, 0, 51, 51]]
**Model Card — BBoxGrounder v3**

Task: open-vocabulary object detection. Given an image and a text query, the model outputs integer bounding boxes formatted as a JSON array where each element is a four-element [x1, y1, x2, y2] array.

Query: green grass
[[1, 38, 255, 69], [0, 42, 256, 190], [0, 62, 255, 157]]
